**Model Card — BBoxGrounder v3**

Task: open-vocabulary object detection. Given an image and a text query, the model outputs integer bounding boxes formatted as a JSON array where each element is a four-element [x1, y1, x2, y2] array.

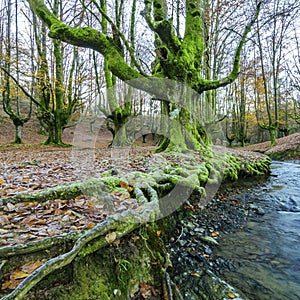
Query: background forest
[[0, 0, 300, 148], [1, 2, 300, 299]]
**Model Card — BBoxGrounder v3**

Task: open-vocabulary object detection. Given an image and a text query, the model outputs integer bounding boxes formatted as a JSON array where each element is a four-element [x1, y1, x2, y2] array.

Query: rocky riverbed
[[165, 182, 268, 300]]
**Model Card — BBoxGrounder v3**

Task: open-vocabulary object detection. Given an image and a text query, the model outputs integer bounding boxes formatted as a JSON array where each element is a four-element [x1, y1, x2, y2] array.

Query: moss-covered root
[[0, 201, 161, 300]]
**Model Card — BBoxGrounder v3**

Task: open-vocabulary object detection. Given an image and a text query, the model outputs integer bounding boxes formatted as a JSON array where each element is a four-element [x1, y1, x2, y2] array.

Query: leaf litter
[[0, 146, 154, 248]]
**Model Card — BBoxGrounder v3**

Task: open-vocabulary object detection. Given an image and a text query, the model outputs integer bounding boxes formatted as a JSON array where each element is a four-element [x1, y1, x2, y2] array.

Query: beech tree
[[1, 0, 33, 144], [32, 0, 85, 145], [26, 0, 262, 151], [253, 0, 300, 146]]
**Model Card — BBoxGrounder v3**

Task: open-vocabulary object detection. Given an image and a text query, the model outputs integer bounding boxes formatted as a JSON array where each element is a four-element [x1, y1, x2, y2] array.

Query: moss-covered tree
[[26, 0, 262, 151], [32, 0, 83, 145]]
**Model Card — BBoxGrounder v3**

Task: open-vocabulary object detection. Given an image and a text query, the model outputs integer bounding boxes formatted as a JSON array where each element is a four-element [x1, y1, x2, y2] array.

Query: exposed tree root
[[0, 149, 272, 299], [1, 201, 161, 300], [0, 231, 85, 258]]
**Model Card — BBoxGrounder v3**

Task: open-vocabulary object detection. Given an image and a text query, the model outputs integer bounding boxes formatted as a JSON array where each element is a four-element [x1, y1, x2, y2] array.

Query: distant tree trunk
[[1, 0, 32, 144], [32, 0, 82, 145], [238, 76, 247, 147], [253, 0, 297, 147]]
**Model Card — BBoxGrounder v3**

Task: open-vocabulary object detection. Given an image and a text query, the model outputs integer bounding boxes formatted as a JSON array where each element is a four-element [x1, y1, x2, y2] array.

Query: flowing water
[[215, 161, 300, 299]]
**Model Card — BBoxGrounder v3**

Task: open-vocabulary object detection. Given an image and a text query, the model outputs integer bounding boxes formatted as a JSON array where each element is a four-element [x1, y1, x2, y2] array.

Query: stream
[[214, 161, 300, 299]]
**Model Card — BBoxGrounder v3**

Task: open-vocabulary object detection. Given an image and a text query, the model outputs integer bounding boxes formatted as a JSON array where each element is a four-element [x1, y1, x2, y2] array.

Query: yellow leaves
[[211, 231, 219, 237], [191, 272, 201, 277], [81, 222, 95, 230], [1, 261, 43, 291], [156, 230, 162, 237], [11, 270, 29, 280], [0, 179, 6, 185], [228, 292, 236, 298], [1, 278, 20, 290]]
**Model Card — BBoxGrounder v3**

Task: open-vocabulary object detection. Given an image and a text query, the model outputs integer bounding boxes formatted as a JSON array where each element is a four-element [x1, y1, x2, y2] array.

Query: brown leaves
[[1, 261, 43, 291], [0, 152, 79, 198], [139, 282, 153, 299], [0, 146, 150, 247], [0, 192, 140, 246], [0, 197, 101, 246], [0, 214, 10, 226]]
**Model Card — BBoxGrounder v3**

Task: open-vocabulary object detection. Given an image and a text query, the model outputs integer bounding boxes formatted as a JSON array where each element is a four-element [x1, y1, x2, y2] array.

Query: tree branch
[[27, 0, 143, 83], [0, 66, 46, 110], [194, 1, 263, 93]]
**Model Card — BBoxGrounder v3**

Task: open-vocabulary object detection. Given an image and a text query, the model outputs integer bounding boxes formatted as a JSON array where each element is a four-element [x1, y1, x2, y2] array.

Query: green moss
[[268, 149, 300, 160], [100, 176, 121, 191]]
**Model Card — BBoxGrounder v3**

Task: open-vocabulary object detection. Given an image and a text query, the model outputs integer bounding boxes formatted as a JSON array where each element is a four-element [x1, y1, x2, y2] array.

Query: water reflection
[[215, 161, 300, 300]]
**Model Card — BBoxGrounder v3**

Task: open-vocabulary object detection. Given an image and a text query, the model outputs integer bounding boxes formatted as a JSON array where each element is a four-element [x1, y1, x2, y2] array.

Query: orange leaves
[[120, 180, 133, 193], [1, 261, 43, 291], [211, 231, 219, 237], [20, 215, 47, 226], [228, 292, 236, 298]]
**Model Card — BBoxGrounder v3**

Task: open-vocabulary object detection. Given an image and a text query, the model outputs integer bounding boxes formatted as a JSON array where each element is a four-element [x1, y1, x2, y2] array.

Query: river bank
[[242, 132, 300, 160], [164, 179, 268, 299], [166, 160, 300, 299]]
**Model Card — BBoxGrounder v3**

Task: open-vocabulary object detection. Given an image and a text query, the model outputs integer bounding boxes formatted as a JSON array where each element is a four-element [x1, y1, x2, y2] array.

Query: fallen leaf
[[105, 232, 117, 244], [0, 179, 6, 185], [120, 180, 129, 189], [140, 282, 152, 299], [211, 231, 219, 237], [156, 230, 162, 237], [11, 270, 29, 280], [1, 278, 22, 290], [120, 180, 133, 192], [6, 203, 16, 212], [191, 272, 201, 277], [131, 235, 140, 243], [21, 261, 43, 274], [200, 235, 219, 245], [228, 292, 236, 299], [20, 215, 39, 226], [0, 215, 10, 226], [82, 222, 95, 230]]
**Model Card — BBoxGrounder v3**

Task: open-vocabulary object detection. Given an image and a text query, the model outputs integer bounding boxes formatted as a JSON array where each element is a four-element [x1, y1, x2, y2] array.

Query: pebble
[[166, 191, 256, 299]]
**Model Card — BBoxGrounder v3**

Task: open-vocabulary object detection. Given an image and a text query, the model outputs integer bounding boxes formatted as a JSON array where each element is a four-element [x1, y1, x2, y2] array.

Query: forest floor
[[242, 132, 300, 159], [0, 114, 295, 298], [1, 113, 299, 156]]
